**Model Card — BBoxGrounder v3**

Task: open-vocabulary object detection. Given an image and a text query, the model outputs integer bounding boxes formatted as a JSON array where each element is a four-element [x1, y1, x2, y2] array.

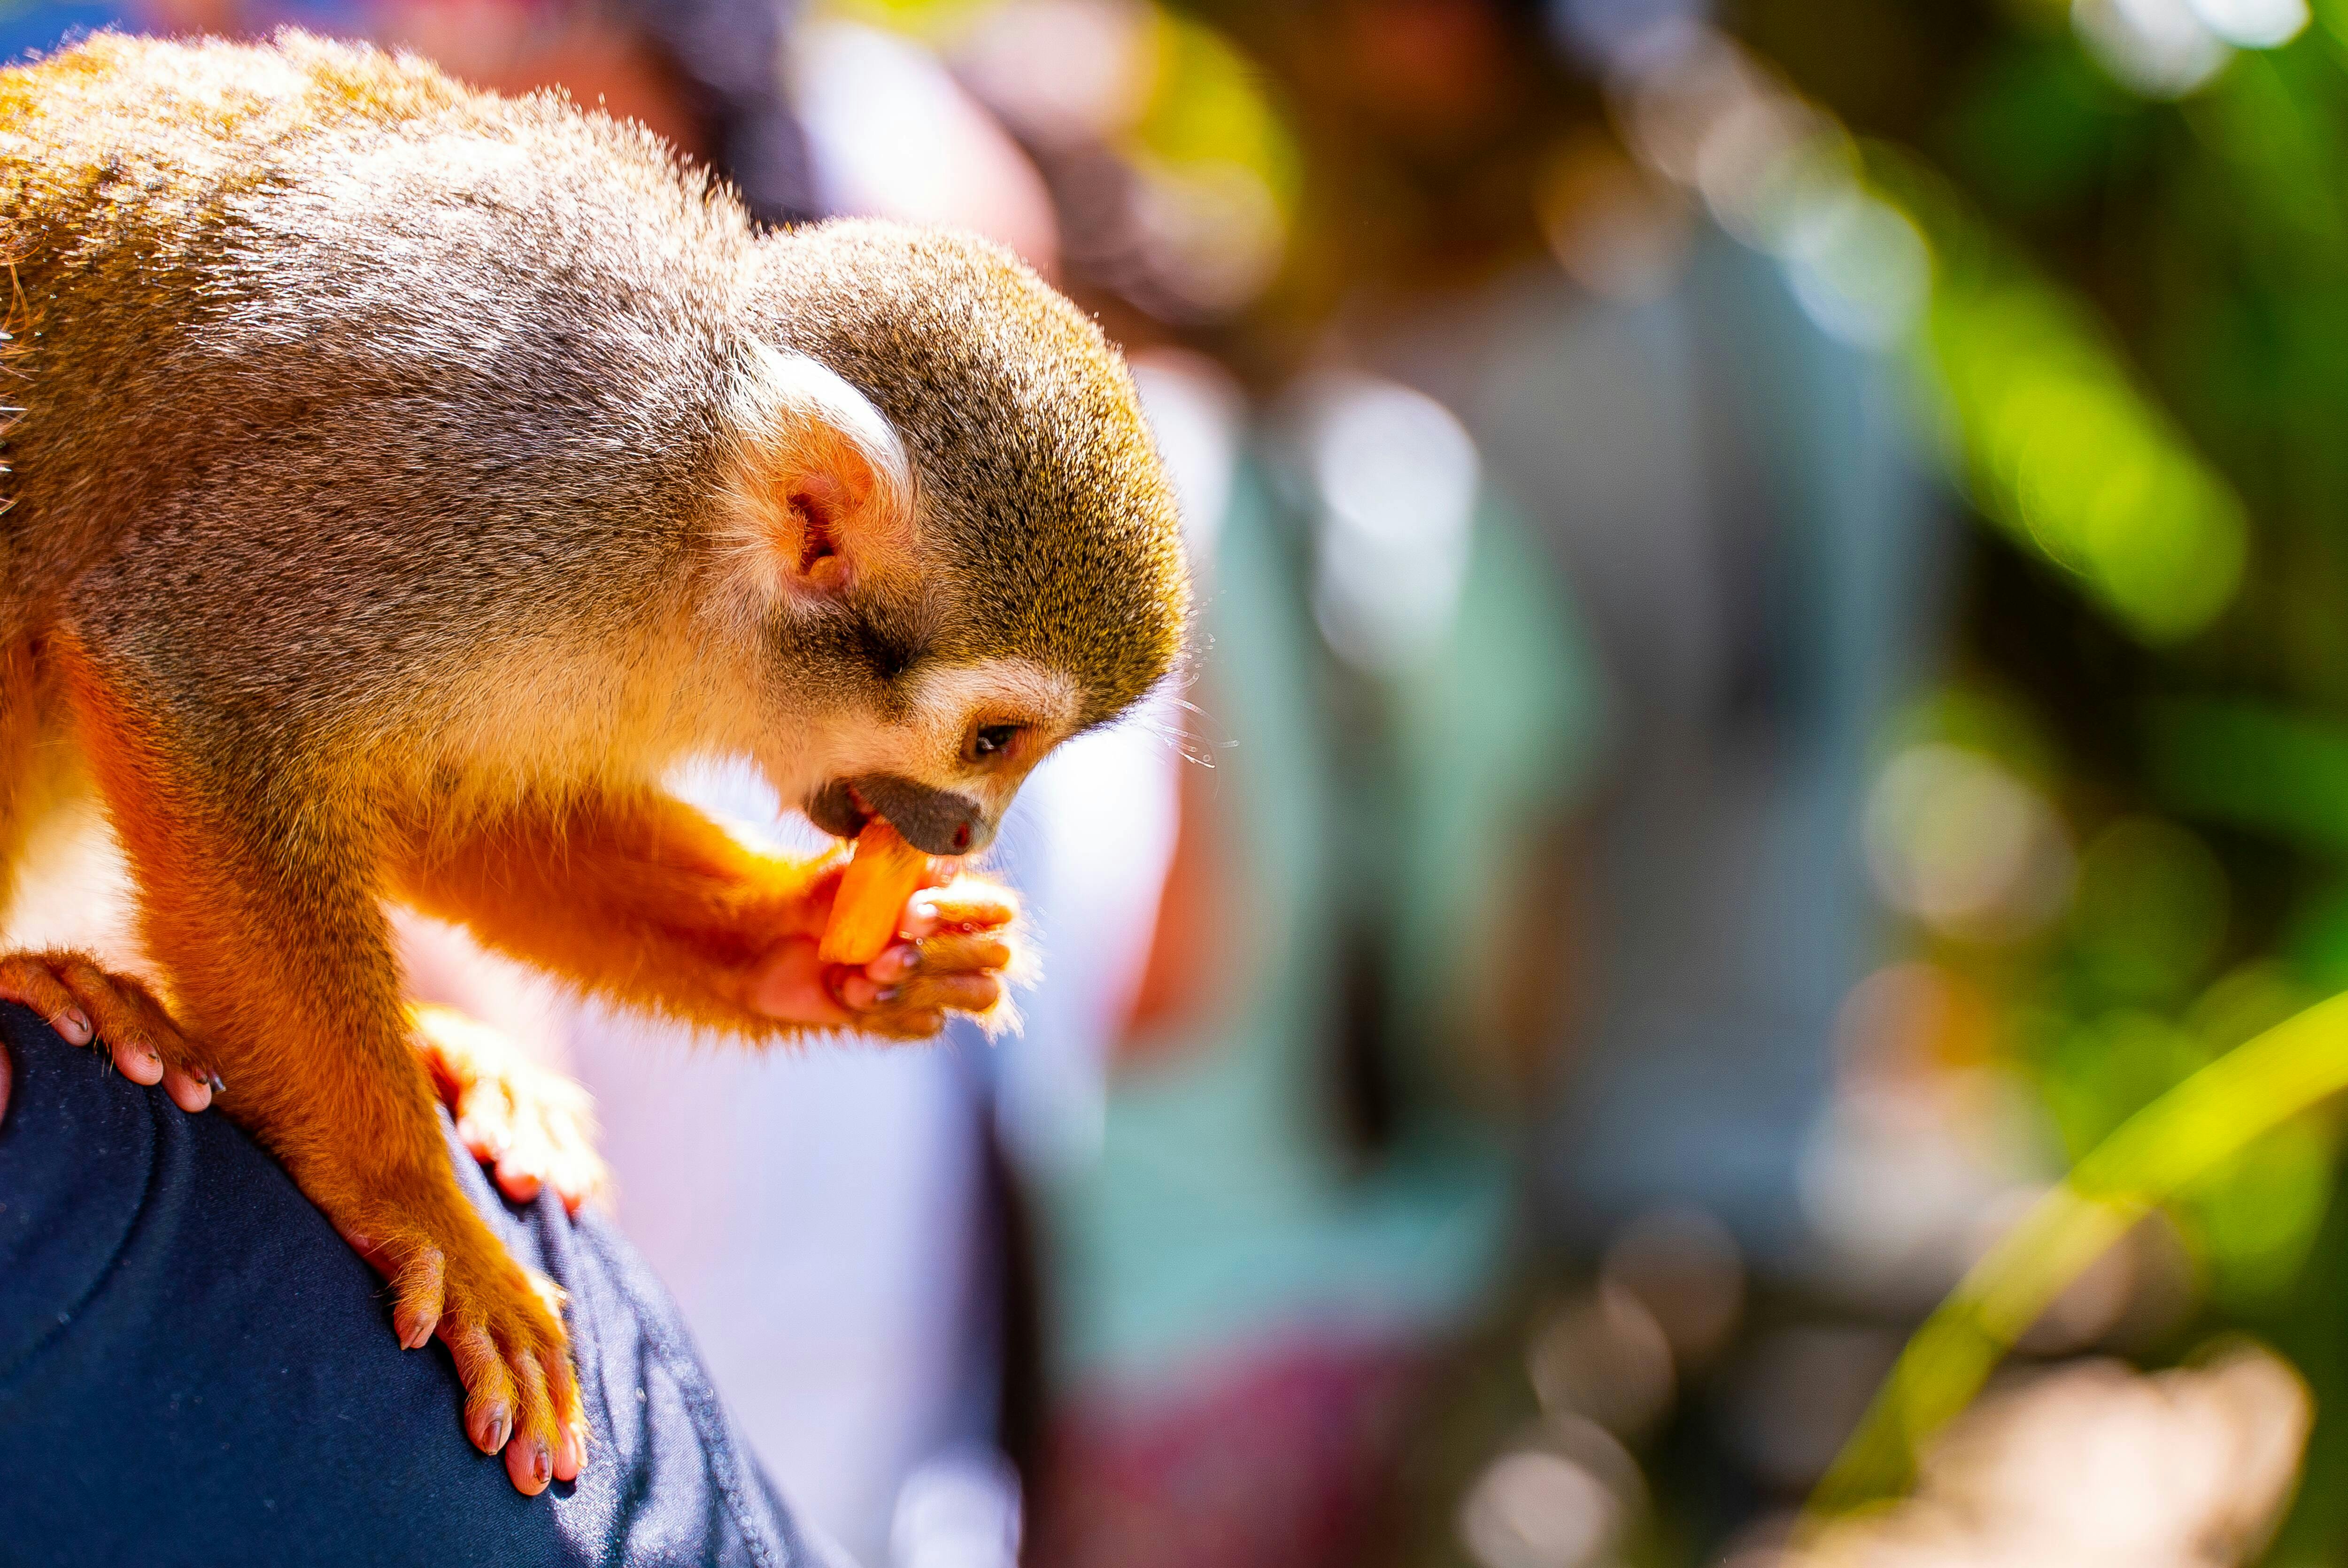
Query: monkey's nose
[[843, 773, 991, 857]]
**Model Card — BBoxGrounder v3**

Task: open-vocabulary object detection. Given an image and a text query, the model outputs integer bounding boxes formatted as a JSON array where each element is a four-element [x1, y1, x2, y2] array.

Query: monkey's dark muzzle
[[807, 775, 992, 856]]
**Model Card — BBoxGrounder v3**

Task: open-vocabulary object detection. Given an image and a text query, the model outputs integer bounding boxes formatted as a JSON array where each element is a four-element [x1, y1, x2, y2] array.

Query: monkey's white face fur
[[761, 656, 1082, 853]]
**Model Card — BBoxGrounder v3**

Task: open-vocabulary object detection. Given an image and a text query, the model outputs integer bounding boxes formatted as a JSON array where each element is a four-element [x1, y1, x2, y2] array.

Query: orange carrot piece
[[819, 821, 933, 966]]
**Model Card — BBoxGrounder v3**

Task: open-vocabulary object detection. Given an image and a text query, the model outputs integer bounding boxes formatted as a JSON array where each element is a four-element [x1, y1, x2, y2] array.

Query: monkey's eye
[[969, 723, 1022, 762]]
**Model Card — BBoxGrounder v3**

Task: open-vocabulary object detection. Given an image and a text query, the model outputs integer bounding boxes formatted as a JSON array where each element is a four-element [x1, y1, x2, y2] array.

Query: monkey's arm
[[385, 789, 1017, 1041]]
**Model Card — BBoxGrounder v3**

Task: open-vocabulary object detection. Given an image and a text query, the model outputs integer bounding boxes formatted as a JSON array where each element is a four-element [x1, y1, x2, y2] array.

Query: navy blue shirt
[[0, 1004, 851, 1568]]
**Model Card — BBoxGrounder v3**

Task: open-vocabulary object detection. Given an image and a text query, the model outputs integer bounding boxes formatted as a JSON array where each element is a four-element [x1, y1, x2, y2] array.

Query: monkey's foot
[[337, 1189, 587, 1494], [410, 1003, 610, 1215], [0, 948, 221, 1112]]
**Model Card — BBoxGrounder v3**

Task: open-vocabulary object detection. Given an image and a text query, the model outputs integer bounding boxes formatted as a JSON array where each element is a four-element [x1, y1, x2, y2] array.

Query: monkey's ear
[[762, 418, 911, 600], [726, 349, 916, 602]]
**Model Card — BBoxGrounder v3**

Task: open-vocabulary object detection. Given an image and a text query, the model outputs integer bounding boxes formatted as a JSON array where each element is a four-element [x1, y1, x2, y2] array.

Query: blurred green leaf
[[2149, 699, 2348, 856], [1944, 40, 2141, 213], [2069, 817, 2230, 1002], [1805, 989, 2348, 1522], [1871, 154, 2251, 642], [2183, 1117, 2336, 1309]]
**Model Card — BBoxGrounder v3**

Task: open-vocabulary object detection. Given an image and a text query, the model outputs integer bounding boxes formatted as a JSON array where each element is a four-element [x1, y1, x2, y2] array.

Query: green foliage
[[1807, 991, 2348, 1522], [1744, 0, 2348, 1546]]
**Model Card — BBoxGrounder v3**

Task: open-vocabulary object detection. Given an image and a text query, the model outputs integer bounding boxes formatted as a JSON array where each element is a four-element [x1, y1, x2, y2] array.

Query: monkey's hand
[[410, 1003, 609, 1215], [738, 872, 1022, 1040]]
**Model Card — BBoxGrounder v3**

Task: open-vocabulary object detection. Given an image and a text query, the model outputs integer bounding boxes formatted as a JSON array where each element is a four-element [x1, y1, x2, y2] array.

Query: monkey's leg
[[65, 681, 585, 1494], [0, 642, 222, 1103], [386, 788, 1018, 1040]]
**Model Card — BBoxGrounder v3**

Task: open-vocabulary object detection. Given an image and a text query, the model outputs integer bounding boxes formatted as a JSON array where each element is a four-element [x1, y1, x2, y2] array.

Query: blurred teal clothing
[[1388, 231, 1950, 1256], [1042, 455, 1602, 1385]]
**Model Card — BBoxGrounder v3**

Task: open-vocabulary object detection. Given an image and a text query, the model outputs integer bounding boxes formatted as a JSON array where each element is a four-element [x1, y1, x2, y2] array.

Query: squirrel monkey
[[0, 33, 1186, 1492]]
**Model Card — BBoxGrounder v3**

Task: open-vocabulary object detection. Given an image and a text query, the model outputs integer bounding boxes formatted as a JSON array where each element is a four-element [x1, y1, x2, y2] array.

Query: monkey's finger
[[913, 932, 1015, 976], [544, 1119, 610, 1214], [903, 878, 1019, 938], [860, 1008, 947, 1041], [0, 954, 92, 1046], [454, 1111, 509, 1169], [108, 1033, 165, 1085], [553, 1421, 584, 1485], [48, 955, 199, 1087], [455, 1117, 501, 1168], [388, 1241, 448, 1351], [160, 1062, 213, 1113], [544, 1345, 586, 1482], [494, 1153, 544, 1206], [118, 976, 213, 1090], [505, 1349, 557, 1496], [487, 1097, 560, 1204], [892, 971, 1003, 1016], [742, 938, 857, 1027], [832, 971, 898, 1012], [556, 1168, 605, 1216], [862, 942, 923, 984], [447, 1322, 517, 1455]]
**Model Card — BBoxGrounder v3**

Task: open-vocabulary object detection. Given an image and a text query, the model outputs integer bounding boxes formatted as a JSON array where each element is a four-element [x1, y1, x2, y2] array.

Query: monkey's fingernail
[[474, 1403, 510, 1451], [206, 1071, 227, 1093], [533, 1442, 552, 1484], [59, 1008, 91, 1042], [874, 986, 900, 1006]]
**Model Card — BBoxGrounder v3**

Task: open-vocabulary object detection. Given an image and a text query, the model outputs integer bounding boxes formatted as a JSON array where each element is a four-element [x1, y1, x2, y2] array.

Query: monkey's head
[[713, 221, 1188, 856]]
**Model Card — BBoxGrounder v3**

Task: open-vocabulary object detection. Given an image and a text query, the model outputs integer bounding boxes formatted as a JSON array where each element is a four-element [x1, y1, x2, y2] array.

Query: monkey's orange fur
[[387, 789, 844, 1037]]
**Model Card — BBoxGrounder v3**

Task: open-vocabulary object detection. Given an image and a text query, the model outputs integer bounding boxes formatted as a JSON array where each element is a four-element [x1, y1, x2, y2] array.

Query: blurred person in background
[[1020, 358, 1603, 1568], [947, 0, 1955, 1561], [1220, 0, 1955, 1556]]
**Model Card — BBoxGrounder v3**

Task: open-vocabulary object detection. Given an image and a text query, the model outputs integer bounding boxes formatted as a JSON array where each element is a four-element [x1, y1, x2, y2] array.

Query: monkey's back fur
[[0, 30, 1185, 761], [0, 32, 760, 738]]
